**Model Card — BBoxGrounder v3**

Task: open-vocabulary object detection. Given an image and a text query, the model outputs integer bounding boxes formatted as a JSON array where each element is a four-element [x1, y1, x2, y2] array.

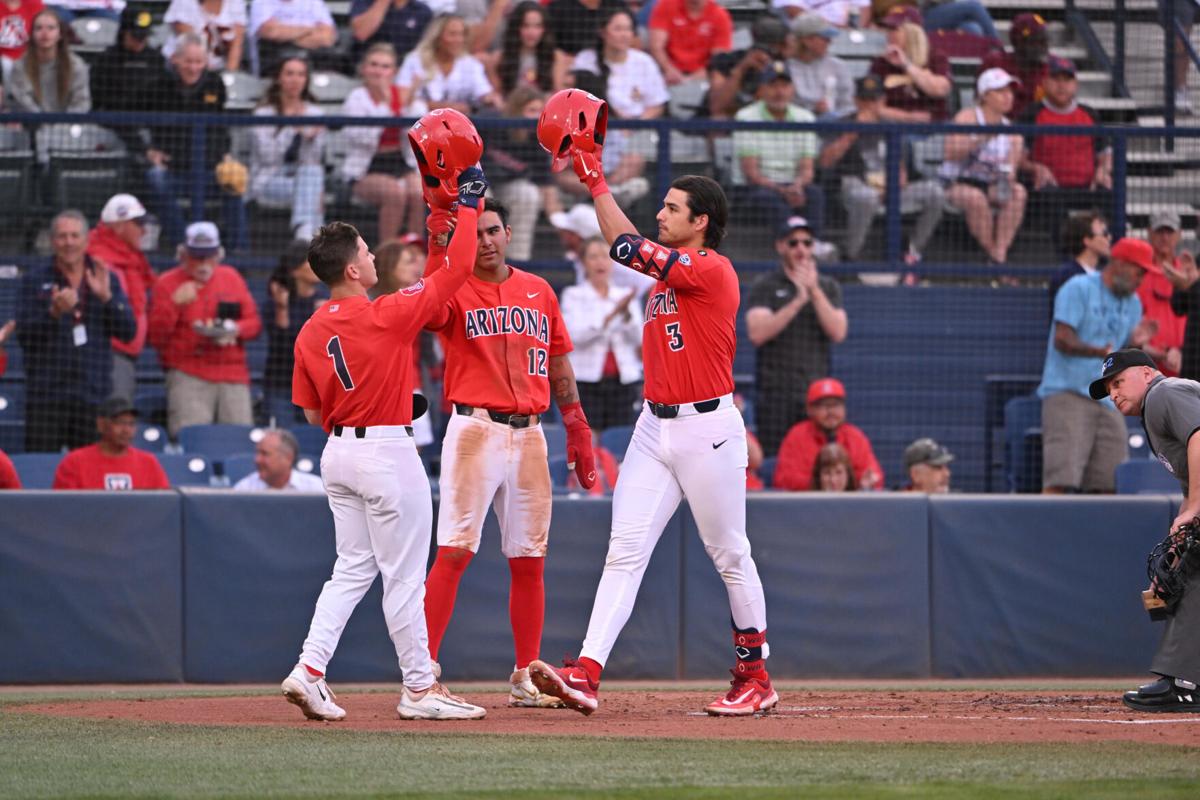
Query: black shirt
[[547, 0, 628, 55], [745, 269, 842, 391], [144, 68, 229, 170]]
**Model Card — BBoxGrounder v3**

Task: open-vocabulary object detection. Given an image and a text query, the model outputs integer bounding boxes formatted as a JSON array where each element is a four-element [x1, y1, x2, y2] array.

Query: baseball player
[[420, 196, 596, 708], [281, 115, 489, 722], [528, 89, 777, 716]]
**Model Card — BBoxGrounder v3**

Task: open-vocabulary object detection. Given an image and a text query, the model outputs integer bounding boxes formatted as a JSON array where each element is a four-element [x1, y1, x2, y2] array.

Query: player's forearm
[[593, 190, 639, 248], [303, 407, 321, 426], [548, 354, 581, 407]]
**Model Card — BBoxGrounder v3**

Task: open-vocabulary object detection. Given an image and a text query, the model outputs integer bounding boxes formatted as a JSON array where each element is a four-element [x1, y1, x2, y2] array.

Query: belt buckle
[[653, 402, 678, 419], [509, 414, 530, 429]]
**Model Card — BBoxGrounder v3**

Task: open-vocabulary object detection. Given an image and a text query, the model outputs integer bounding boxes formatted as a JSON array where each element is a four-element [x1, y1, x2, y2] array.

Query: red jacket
[[0, 449, 19, 489], [773, 420, 884, 491], [1138, 269, 1186, 377], [87, 225, 155, 358], [148, 264, 262, 383]]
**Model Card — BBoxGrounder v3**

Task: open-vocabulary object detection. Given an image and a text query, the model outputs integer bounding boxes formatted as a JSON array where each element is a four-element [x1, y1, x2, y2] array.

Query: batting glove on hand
[[457, 166, 489, 210], [572, 150, 608, 199], [560, 402, 596, 489]]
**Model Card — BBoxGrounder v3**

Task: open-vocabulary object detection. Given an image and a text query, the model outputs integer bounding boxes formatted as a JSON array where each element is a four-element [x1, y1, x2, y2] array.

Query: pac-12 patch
[[678, 253, 691, 265]]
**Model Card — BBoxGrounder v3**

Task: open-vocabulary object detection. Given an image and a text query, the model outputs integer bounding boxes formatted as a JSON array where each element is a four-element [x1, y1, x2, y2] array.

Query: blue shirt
[[1038, 271, 1142, 399], [350, 0, 432, 61]]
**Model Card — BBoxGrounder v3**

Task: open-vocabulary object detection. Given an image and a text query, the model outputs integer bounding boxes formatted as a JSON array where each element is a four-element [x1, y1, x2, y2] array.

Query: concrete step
[[1127, 174, 1200, 205]]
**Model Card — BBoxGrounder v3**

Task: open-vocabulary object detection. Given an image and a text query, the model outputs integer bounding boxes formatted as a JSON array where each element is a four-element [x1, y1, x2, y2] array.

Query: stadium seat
[[70, 16, 118, 50], [759, 456, 777, 488], [599, 425, 634, 461], [221, 453, 257, 484], [290, 424, 328, 455], [179, 424, 264, 460], [309, 70, 358, 104], [46, 151, 127, 219], [0, 150, 34, 218], [1115, 460, 1180, 494], [0, 384, 23, 419], [0, 420, 23, 454], [295, 454, 321, 476], [548, 454, 569, 489], [157, 453, 214, 487], [1125, 416, 1151, 460], [11, 453, 62, 489], [1003, 395, 1042, 493], [135, 423, 168, 453], [134, 386, 168, 428], [221, 71, 267, 111], [541, 423, 566, 458]]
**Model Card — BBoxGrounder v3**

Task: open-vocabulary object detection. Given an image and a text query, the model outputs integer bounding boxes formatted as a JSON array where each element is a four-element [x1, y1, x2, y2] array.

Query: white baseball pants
[[298, 426, 436, 690], [580, 400, 768, 667]]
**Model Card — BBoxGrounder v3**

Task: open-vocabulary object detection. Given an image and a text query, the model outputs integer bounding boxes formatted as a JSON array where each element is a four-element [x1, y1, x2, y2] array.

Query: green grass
[[2, 691, 1199, 799]]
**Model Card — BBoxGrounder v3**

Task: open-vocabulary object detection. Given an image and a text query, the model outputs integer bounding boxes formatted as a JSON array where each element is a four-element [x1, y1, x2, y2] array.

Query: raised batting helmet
[[537, 88, 608, 173], [408, 108, 484, 207]]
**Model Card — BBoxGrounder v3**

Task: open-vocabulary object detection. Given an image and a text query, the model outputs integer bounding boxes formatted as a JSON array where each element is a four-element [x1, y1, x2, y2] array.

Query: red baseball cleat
[[527, 657, 599, 716], [705, 670, 779, 716]]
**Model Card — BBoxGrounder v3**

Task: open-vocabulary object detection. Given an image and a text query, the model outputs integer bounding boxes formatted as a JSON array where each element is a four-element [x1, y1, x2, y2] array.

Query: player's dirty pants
[[580, 401, 768, 667], [298, 427, 437, 690]]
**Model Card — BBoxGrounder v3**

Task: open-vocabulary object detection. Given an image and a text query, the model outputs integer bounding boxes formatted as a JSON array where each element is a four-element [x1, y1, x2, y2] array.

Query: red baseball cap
[[807, 378, 846, 405], [1110, 237, 1161, 274]]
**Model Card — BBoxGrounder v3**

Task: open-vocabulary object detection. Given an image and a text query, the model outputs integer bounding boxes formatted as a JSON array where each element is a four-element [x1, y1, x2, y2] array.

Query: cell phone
[[216, 301, 241, 321]]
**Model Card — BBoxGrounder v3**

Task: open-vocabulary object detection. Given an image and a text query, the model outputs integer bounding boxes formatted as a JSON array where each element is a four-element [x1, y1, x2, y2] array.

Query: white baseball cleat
[[508, 667, 566, 708], [397, 682, 486, 720], [281, 665, 346, 721]]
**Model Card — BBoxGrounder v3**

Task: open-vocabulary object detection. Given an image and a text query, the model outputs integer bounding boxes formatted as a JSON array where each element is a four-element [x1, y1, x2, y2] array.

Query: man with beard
[[1037, 238, 1158, 493], [980, 12, 1048, 118]]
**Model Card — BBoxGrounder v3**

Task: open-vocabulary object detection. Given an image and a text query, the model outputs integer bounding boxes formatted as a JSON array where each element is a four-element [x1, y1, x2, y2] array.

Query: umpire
[[1090, 348, 1200, 712]]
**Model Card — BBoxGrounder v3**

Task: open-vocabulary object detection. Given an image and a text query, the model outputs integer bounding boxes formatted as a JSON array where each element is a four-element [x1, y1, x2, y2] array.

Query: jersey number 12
[[527, 347, 548, 377], [326, 336, 355, 390]]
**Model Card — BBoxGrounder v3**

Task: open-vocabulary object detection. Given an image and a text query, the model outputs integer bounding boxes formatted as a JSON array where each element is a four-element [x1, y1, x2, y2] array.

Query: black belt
[[647, 398, 722, 419], [332, 425, 413, 437], [455, 404, 540, 429]]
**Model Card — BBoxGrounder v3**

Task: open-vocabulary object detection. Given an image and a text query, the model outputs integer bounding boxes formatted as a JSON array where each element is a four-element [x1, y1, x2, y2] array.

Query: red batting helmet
[[537, 88, 608, 173], [408, 108, 484, 206]]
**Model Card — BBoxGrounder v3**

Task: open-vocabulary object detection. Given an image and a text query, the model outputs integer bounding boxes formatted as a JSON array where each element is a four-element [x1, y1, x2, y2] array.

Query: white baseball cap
[[100, 193, 146, 224], [549, 204, 602, 239], [976, 67, 1020, 96], [184, 221, 222, 255]]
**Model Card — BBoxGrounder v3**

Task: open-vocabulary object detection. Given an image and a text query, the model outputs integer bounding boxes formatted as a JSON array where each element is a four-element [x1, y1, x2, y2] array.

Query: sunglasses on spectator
[[788, 237, 814, 248], [1092, 228, 1110, 238]]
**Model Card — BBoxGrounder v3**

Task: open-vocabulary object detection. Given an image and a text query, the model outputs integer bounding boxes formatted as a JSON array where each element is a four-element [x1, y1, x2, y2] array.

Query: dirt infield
[[13, 688, 1200, 746]]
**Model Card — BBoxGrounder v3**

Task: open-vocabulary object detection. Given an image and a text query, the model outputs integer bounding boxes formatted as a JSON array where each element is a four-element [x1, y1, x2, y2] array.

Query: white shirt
[[396, 52, 493, 115], [770, 0, 867, 27], [249, 0, 334, 38], [338, 85, 416, 181], [249, 103, 327, 198], [560, 281, 644, 384], [164, 0, 248, 68], [233, 468, 324, 491], [572, 48, 669, 119]]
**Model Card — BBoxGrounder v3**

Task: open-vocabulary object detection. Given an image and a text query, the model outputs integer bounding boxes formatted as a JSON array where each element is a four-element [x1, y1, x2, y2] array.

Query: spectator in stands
[[0, 0, 43, 78], [262, 240, 327, 425], [163, 0, 246, 71], [546, 0, 627, 57], [787, 13, 853, 117], [941, 68, 1026, 265], [745, 218, 847, 456], [232, 428, 323, 490], [340, 43, 424, 243], [908, 0, 997, 39], [1164, 241, 1200, 381], [350, 0, 432, 64], [0, 445, 18, 488], [819, 74, 944, 262], [1138, 211, 1188, 376], [707, 13, 788, 119], [730, 60, 826, 237], [52, 396, 170, 489], [91, 6, 163, 154], [250, 54, 326, 242], [1038, 237, 1158, 493], [148, 221, 262, 438], [484, 86, 559, 261], [774, 0, 868, 27], [86, 193, 155, 404], [1173, 0, 1196, 114], [980, 11, 1047, 119], [901, 436, 952, 492], [1019, 57, 1113, 238], [4, 8, 89, 112], [811, 442, 856, 492], [869, 8, 951, 122], [249, 0, 341, 73], [561, 236, 644, 432], [144, 33, 248, 253], [774, 378, 882, 490], [397, 12, 501, 114], [18, 210, 136, 452], [647, 0, 732, 86], [1049, 211, 1110, 318], [484, 1, 568, 97]]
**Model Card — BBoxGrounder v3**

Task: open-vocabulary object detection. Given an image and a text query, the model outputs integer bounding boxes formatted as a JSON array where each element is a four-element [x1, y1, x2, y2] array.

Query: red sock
[[303, 664, 323, 678], [423, 546, 473, 661], [508, 557, 545, 669], [578, 657, 603, 685]]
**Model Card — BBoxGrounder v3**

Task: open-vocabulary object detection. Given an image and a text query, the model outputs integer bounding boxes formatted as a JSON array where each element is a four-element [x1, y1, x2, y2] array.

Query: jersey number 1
[[326, 336, 355, 390]]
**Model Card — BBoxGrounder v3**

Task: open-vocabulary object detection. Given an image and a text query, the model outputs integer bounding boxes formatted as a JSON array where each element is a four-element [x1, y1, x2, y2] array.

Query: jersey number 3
[[326, 336, 355, 391], [665, 322, 685, 352]]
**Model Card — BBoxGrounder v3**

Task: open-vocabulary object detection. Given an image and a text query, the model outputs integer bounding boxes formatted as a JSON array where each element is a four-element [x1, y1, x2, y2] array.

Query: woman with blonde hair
[[397, 13, 501, 115], [868, 17, 951, 122], [810, 442, 857, 492], [5, 9, 90, 112]]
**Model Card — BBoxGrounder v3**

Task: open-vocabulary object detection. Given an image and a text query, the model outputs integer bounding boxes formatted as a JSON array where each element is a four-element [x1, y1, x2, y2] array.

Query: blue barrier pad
[[682, 494, 931, 679], [930, 495, 1171, 677], [0, 492, 183, 682]]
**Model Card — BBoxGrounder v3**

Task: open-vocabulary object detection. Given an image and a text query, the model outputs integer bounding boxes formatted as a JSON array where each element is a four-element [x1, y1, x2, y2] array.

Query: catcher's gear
[[537, 88, 608, 173], [409, 108, 484, 209], [1143, 517, 1200, 620]]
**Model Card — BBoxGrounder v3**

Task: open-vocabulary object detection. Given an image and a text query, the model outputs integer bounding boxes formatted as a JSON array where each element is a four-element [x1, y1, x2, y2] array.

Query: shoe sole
[[1121, 695, 1200, 713], [704, 689, 780, 717], [508, 693, 567, 709], [396, 705, 486, 721], [281, 678, 345, 722], [527, 660, 597, 716]]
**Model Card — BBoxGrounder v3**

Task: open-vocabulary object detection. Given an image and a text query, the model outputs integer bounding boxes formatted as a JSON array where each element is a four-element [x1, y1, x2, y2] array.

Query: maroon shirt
[[869, 50, 952, 121]]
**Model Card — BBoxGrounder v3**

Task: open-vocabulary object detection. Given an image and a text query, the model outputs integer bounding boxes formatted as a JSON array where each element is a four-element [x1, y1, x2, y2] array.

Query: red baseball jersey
[[292, 208, 477, 432], [52, 445, 170, 490], [632, 243, 738, 405], [427, 267, 572, 415]]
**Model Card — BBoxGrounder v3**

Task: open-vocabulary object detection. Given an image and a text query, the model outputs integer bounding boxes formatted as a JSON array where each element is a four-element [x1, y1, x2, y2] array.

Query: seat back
[[1115, 460, 1180, 494], [598, 425, 634, 461], [1003, 395, 1043, 493], [46, 151, 127, 218], [290, 424, 328, 456], [157, 453, 214, 486], [11, 452, 63, 489], [178, 424, 263, 460]]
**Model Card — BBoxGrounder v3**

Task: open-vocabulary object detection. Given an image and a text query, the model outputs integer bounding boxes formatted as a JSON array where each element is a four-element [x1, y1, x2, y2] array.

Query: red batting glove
[[560, 401, 596, 489], [572, 150, 609, 199]]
